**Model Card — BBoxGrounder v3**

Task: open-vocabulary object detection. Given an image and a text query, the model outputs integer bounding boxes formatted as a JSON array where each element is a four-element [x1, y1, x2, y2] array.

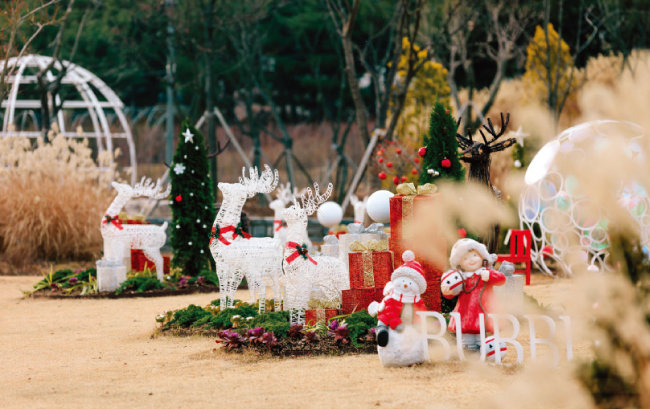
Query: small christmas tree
[[170, 118, 216, 276], [419, 102, 464, 184]]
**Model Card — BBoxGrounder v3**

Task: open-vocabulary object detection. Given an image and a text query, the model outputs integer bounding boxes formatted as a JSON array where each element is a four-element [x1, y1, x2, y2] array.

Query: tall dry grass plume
[[0, 127, 118, 269]]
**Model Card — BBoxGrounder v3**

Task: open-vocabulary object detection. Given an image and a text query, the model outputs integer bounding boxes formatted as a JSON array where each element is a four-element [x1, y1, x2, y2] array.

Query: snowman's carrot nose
[[403, 283, 408, 288]]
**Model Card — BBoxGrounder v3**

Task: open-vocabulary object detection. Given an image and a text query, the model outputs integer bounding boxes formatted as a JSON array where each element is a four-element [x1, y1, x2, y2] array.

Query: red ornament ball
[[542, 245, 554, 258], [386, 161, 393, 168], [441, 158, 451, 168], [458, 228, 467, 238], [395, 148, 402, 154], [418, 147, 426, 157], [392, 176, 400, 185], [411, 168, 418, 175], [378, 158, 384, 164], [446, 109, 450, 114], [175, 195, 183, 202], [413, 157, 420, 164], [378, 172, 387, 180], [400, 176, 408, 182]]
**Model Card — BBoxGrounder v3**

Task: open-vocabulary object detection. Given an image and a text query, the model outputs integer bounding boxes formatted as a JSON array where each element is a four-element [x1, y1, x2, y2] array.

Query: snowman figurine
[[368, 250, 428, 367]]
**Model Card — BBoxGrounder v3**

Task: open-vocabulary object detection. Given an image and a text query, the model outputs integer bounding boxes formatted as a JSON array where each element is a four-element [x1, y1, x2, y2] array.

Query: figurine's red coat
[[377, 297, 427, 329], [445, 269, 505, 334]]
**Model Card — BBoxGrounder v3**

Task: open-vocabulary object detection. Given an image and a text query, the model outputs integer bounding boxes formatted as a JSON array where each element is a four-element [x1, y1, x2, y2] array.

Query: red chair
[[497, 229, 532, 285]]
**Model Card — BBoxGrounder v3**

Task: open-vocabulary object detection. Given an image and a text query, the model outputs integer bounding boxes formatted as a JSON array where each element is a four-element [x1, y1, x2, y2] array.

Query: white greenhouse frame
[[0, 55, 137, 184]]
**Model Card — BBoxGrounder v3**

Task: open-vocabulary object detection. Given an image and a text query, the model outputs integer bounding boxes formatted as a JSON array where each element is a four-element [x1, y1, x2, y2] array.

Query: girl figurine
[[441, 238, 505, 351]]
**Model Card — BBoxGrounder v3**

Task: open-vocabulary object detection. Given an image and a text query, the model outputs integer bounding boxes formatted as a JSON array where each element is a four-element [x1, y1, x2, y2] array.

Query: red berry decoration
[[411, 168, 418, 175], [392, 176, 400, 185], [386, 161, 393, 168], [446, 109, 450, 114], [378, 172, 387, 180], [418, 147, 426, 157], [395, 148, 402, 154], [400, 176, 408, 182], [414, 157, 419, 164], [458, 228, 467, 238], [377, 151, 383, 157], [378, 158, 384, 164], [175, 195, 183, 202], [441, 158, 451, 168]]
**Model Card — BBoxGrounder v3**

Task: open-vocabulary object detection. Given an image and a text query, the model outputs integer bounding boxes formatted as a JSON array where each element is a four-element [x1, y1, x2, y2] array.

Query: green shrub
[[115, 276, 170, 295], [207, 303, 258, 329], [344, 310, 378, 347], [248, 311, 291, 338], [165, 304, 212, 329]]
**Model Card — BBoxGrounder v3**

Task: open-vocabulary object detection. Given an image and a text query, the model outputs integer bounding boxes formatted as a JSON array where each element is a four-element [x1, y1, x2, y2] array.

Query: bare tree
[[0, 0, 61, 104], [427, 0, 535, 131], [326, 0, 428, 144]]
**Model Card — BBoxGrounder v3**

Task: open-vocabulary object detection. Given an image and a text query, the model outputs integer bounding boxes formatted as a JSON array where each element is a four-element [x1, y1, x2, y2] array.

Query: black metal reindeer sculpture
[[456, 113, 516, 252]]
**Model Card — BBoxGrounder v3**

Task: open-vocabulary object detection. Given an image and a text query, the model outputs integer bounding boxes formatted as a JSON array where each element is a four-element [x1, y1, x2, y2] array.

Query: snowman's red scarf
[[386, 290, 421, 304]]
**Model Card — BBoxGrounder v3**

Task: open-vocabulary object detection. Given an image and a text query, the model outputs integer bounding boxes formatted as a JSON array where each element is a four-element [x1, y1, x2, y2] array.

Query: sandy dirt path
[[0, 275, 588, 409]]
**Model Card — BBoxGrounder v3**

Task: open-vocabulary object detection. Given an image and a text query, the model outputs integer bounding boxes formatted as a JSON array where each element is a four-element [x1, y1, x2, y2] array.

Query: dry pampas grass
[[0, 129, 117, 268]]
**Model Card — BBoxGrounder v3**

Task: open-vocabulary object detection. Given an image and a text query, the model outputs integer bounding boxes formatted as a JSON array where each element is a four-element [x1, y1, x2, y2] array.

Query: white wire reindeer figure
[[209, 165, 283, 311], [282, 183, 349, 325], [269, 182, 294, 243], [350, 194, 368, 225], [101, 178, 170, 281]]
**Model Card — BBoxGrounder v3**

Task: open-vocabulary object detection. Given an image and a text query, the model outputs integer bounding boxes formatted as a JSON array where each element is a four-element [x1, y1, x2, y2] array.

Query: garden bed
[[23, 266, 231, 299], [155, 300, 379, 357]]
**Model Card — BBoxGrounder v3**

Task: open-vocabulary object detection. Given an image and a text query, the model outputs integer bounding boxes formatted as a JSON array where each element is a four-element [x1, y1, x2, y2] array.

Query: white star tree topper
[[182, 128, 194, 143], [508, 126, 529, 147]]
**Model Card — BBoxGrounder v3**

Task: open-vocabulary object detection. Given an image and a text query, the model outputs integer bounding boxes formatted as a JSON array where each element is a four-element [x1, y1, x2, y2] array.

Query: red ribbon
[[102, 214, 123, 230], [233, 223, 251, 240], [285, 241, 317, 265], [209, 225, 235, 246], [273, 219, 287, 232]]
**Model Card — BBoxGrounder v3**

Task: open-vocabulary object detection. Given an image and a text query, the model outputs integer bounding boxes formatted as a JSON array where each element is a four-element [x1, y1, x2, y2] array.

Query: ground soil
[[0, 274, 590, 409]]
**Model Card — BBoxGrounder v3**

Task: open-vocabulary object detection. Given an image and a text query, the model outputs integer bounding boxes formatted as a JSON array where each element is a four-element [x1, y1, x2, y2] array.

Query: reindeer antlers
[[275, 182, 294, 204], [456, 112, 513, 156], [239, 164, 279, 198], [133, 177, 170, 199], [478, 112, 510, 145], [298, 183, 333, 216]]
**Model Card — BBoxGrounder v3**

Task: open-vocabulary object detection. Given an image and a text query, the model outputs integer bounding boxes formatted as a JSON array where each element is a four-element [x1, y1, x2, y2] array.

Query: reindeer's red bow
[[285, 241, 317, 265], [102, 214, 123, 230], [273, 219, 287, 232]]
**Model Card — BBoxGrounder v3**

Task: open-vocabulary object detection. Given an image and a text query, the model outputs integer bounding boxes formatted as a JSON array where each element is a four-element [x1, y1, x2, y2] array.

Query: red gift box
[[348, 251, 393, 290], [341, 288, 383, 314], [130, 250, 170, 274], [304, 309, 339, 326], [389, 194, 445, 312]]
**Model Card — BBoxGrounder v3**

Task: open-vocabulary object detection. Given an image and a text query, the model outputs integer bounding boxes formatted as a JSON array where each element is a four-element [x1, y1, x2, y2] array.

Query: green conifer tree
[[169, 118, 215, 276], [419, 102, 464, 184]]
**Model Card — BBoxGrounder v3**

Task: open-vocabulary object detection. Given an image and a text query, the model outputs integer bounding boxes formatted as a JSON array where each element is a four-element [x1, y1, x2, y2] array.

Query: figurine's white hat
[[449, 238, 497, 269], [391, 250, 427, 294]]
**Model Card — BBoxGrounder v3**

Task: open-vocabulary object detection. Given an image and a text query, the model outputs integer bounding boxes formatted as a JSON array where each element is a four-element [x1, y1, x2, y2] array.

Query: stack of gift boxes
[[305, 185, 445, 324], [389, 184, 443, 311]]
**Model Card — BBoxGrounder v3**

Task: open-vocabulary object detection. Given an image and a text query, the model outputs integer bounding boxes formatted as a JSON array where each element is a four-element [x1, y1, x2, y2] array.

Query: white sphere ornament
[[366, 190, 394, 223], [317, 201, 343, 228]]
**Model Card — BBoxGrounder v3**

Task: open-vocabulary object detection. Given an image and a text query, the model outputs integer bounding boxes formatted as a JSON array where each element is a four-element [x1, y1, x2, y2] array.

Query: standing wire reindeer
[[209, 165, 282, 310], [269, 182, 294, 243], [101, 178, 170, 281], [350, 194, 368, 225], [282, 183, 349, 325], [456, 112, 516, 251]]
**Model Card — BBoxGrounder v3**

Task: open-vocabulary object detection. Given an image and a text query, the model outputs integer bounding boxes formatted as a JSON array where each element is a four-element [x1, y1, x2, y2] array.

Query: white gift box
[[320, 234, 339, 258], [96, 258, 127, 292]]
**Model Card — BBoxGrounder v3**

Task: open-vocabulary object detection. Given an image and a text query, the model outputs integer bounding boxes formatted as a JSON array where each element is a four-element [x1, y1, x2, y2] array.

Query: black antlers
[[456, 112, 515, 160]]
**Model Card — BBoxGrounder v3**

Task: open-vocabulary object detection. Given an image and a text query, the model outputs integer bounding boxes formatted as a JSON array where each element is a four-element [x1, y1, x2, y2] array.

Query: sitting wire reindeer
[[282, 183, 349, 325], [269, 182, 294, 243], [101, 178, 170, 281], [209, 165, 282, 311]]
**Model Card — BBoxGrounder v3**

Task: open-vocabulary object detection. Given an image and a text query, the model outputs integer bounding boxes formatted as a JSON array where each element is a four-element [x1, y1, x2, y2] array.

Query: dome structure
[[519, 120, 648, 276], [0, 54, 137, 183]]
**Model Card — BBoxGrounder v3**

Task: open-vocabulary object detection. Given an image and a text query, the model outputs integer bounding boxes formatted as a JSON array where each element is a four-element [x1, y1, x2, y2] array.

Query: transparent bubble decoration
[[101, 178, 170, 281], [209, 165, 282, 312], [519, 120, 648, 276], [0, 55, 137, 184], [282, 183, 349, 325]]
